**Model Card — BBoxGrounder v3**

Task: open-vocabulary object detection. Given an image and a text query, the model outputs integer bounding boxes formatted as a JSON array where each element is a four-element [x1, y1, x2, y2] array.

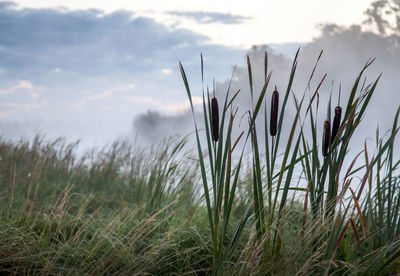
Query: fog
[[134, 3, 400, 160], [1, 0, 399, 159]]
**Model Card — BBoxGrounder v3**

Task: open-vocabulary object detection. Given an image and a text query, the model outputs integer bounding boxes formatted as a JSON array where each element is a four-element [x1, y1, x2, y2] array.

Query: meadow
[[1, 50, 399, 275]]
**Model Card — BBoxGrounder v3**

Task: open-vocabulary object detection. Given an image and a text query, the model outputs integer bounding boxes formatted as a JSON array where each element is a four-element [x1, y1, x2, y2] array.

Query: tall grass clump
[[181, 50, 400, 275], [180, 53, 271, 274], [0, 136, 217, 274]]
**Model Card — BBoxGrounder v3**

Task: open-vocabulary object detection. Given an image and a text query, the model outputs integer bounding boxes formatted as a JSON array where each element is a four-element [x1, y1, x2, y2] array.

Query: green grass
[[1, 50, 400, 275]]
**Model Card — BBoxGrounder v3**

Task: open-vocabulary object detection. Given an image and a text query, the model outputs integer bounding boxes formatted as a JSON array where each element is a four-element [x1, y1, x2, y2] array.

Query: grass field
[[1, 51, 400, 275]]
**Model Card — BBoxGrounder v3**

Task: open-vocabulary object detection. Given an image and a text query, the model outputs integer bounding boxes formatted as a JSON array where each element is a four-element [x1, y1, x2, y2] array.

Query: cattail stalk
[[211, 97, 219, 141], [331, 106, 342, 144], [270, 86, 279, 136], [322, 120, 331, 157]]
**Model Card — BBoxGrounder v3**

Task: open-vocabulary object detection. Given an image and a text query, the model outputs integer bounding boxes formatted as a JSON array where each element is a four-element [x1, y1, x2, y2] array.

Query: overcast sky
[[0, 0, 392, 150], [10, 0, 374, 46]]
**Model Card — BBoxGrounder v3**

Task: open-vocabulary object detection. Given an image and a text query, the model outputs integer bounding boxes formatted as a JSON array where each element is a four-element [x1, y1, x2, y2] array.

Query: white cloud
[[0, 80, 43, 101], [4, 98, 48, 110], [16, 80, 34, 89], [53, 68, 61, 73], [0, 80, 47, 118], [161, 68, 173, 75], [0, 80, 34, 95], [75, 83, 136, 109]]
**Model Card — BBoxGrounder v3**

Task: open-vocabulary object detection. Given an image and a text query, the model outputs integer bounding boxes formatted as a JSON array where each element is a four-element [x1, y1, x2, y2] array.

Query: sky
[[10, 0, 374, 47], [1, 0, 397, 152]]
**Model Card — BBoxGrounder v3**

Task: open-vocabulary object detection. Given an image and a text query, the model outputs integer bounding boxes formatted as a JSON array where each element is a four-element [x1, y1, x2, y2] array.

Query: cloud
[[0, 80, 34, 95], [0, 3, 237, 79], [75, 83, 136, 109], [161, 68, 173, 75], [4, 98, 47, 110], [166, 11, 250, 24], [0, 2, 243, 147], [0, 1, 15, 9], [0, 80, 43, 102]]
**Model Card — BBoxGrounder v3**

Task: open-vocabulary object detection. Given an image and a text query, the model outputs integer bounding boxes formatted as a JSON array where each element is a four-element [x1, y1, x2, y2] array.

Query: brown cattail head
[[270, 86, 279, 136], [322, 120, 331, 157], [331, 106, 342, 144], [211, 97, 219, 141]]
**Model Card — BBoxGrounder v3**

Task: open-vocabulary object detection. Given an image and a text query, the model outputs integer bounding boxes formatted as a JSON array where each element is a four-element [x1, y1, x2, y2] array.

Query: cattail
[[211, 97, 219, 141], [322, 120, 331, 157], [331, 106, 342, 144], [270, 86, 279, 136]]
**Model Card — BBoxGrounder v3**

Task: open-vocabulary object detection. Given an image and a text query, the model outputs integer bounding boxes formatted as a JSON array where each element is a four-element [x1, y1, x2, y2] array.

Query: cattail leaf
[[343, 58, 374, 120], [327, 90, 332, 122], [271, 91, 303, 223], [247, 54, 253, 104], [264, 98, 273, 211], [272, 48, 299, 168], [200, 53, 204, 84], [248, 72, 272, 131], [305, 50, 323, 94], [355, 74, 381, 124], [231, 131, 244, 152], [179, 61, 215, 238], [225, 204, 253, 259], [300, 133, 316, 215], [322, 198, 353, 274], [302, 185, 309, 240], [272, 150, 311, 181], [350, 187, 366, 238], [264, 50, 268, 82], [227, 89, 241, 109], [330, 219, 351, 265], [278, 127, 302, 216], [250, 115, 265, 237], [305, 74, 327, 114], [349, 218, 363, 263]]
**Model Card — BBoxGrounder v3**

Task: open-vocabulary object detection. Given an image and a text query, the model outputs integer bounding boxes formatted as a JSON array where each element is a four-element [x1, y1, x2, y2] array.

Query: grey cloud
[[0, 5, 205, 79], [0, 2, 243, 84], [0, 2, 244, 148], [167, 11, 250, 24], [0, 1, 14, 9]]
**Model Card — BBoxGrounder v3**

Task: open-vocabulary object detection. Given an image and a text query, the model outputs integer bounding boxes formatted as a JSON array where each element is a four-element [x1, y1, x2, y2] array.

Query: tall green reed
[[181, 50, 400, 274], [180, 54, 270, 274]]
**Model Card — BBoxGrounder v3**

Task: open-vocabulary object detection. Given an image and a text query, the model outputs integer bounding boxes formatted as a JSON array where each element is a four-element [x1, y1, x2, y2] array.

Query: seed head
[[331, 106, 342, 144], [211, 97, 219, 141], [322, 120, 331, 157], [270, 87, 279, 136]]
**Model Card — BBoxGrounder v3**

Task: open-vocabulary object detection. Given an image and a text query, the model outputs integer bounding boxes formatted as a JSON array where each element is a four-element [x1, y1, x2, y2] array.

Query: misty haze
[[1, 0, 400, 274]]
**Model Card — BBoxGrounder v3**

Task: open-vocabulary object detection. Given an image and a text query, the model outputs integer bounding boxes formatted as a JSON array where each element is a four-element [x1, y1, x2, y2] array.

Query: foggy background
[[0, 0, 399, 154], [134, 1, 400, 154]]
